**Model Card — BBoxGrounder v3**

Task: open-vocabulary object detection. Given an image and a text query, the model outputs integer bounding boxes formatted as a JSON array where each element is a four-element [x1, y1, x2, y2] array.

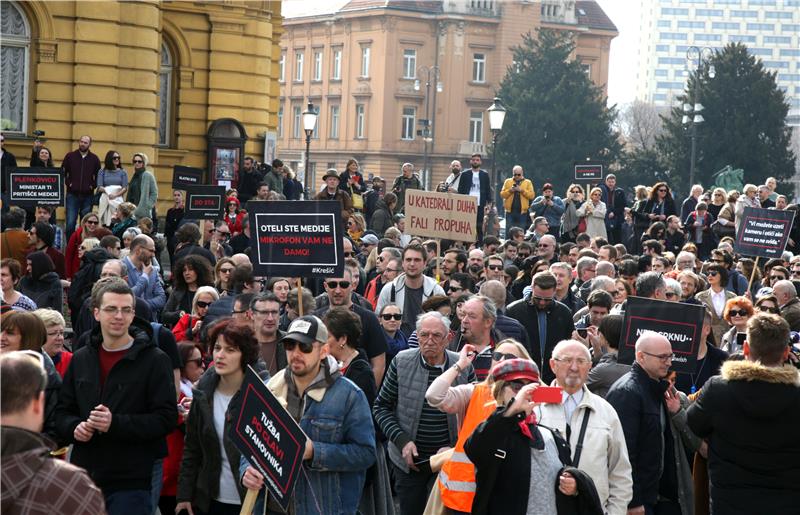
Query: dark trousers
[[606, 223, 622, 245], [645, 499, 682, 515], [200, 500, 242, 515], [505, 212, 528, 232], [105, 489, 152, 515], [392, 464, 437, 515]]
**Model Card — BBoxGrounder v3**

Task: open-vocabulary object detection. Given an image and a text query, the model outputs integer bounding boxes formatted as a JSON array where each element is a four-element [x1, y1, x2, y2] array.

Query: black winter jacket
[[176, 366, 270, 513], [19, 271, 62, 313], [54, 318, 177, 493], [370, 198, 394, 237], [605, 362, 669, 509]]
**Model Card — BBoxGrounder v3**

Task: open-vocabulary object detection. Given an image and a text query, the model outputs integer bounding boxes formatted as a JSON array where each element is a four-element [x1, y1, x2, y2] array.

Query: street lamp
[[683, 46, 715, 188], [302, 101, 318, 198], [486, 97, 506, 207], [414, 65, 442, 189]]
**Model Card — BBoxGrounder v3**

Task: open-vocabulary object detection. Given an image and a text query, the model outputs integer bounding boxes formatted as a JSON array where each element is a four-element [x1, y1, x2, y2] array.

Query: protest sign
[[172, 165, 204, 189], [247, 200, 344, 277], [9, 168, 64, 206], [574, 164, 603, 181], [734, 206, 793, 259], [184, 185, 225, 220], [405, 190, 478, 242], [232, 366, 307, 513], [619, 296, 705, 374]]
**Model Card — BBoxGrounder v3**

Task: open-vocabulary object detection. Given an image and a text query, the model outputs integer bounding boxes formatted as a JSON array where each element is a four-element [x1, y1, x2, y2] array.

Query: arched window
[[158, 42, 174, 146], [1, 2, 30, 133]]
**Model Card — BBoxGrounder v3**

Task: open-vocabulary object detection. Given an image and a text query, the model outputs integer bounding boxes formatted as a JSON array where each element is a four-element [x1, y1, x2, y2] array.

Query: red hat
[[490, 358, 540, 383], [226, 196, 240, 207]]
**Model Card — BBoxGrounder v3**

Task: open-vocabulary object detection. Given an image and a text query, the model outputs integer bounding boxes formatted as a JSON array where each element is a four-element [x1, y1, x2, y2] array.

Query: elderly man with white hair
[[537, 339, 632, 515], [773, 279, 800, 331]]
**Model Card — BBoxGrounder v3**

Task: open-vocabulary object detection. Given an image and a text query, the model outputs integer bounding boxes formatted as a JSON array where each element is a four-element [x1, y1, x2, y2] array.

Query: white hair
[[552, 339, 591, 361]]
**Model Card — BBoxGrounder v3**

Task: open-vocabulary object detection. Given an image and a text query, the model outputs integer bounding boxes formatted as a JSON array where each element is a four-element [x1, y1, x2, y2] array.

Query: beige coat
[[696, 288, 735, 344]]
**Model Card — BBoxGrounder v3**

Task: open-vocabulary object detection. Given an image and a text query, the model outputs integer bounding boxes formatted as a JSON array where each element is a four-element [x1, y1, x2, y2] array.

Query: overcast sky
[[282, 0, 640, 107]]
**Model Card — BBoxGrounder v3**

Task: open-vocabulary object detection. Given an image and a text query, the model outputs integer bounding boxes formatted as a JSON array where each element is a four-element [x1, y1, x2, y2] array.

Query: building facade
[[1, 0, 283, 214], [635, 0, 799, 126], [277, 0, 616, 191]]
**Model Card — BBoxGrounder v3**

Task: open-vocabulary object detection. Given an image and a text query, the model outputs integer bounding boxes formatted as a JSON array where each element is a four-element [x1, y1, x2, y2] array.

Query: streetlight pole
[[301, 101, 318, 199], [415, 66, 442, 189], [683, 46, 715, 188], [486, 97, 506, 208]]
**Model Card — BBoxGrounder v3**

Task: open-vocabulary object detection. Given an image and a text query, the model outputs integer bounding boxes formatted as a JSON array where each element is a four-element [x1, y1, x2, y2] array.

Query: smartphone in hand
[[531, 386, 563, 404]]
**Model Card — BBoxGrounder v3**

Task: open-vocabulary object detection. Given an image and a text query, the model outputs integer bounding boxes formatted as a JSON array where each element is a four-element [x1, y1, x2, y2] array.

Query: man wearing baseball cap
[[530, 183, 565, 238], [240, 315, 375, 514]]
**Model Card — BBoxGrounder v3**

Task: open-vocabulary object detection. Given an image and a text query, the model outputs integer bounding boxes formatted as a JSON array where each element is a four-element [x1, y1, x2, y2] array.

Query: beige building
[[277, 0, 616, 192]]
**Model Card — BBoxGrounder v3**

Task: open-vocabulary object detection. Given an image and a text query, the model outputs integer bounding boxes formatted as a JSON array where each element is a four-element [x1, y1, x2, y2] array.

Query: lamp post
[[486, 97, 506, 208], [683, 46, 715, 188], [302, 101, 318, 199], [414, 66, 442, 189]]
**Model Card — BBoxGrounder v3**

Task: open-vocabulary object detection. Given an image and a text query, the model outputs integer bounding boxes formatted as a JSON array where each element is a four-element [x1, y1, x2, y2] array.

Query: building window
[[469, 110, 483, 143], [332, 48, 342, 80], [329, 105, 340, 139], [403, 49, 417, 79], [278, 105, 283, 137], [292, 105, 301, 139], [581, 63, 592, 78], [295, 51, 304, 82], [1, 1, 30, 133], [361, 46, 370, 78], [472, 53, 486, 83], [310, 104, 320, 140], [355, 104, 365, 139], [401, 106, 416, 140], [313, 51, 322, 81], [279, 51, 286, 81], [157, 43, 174, 147]]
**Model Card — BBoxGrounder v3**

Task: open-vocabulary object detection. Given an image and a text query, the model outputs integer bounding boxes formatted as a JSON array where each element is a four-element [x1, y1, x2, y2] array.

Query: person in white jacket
[[536, 339, 633, 515], [576, 187, 608, 239], [374, 243, 445, 337]]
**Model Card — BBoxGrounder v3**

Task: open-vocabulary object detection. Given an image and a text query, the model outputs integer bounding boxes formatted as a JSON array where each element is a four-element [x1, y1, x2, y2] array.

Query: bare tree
[[617, 100, 666, 151]]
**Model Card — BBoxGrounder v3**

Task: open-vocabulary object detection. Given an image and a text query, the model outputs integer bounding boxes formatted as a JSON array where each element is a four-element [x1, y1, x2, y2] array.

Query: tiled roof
[[576, 1, 618, 32], [339, 0, 443, 14]]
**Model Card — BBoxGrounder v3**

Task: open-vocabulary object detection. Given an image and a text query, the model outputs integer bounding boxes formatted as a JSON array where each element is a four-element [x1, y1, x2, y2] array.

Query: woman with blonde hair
[[576, 186, 608, 239], [171, 286, 220, 342], [111, 202, 138, 239], [708, 187, 727, 220], [734, 183, 760, 234], [347, 213, 367, 243], [560, 184, 585, 241], [33, 308, 71, 378], [127, 152, 158, 220]]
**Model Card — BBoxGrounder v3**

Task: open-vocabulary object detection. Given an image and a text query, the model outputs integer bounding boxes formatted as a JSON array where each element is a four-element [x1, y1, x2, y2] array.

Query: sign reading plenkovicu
[[405, 190, 478, 242], [232, 366, 307, 512], [734, 206, 794, 259], [247, 200, 344, 277], [9, 168, 64, 206], [619, 296, 705, 374]]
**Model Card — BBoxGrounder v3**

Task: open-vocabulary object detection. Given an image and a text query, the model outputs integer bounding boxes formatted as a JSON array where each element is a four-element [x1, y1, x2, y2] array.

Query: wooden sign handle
[[297, 277, 304, 317], [747, 256, 760, 293], [240, 488, 258, 515]]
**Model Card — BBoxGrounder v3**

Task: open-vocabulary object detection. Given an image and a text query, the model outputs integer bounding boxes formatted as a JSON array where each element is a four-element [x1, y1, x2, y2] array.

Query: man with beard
[[449, 295, 502, 380], [441, 248, 467, 280], [122, 235, 166, 319], [456, 154, 492, 242]]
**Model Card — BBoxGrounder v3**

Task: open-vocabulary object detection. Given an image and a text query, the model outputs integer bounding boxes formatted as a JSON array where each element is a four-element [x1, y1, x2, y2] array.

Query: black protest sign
[[247, 200, 344, 278], [734, 206, 793, 259], [172, 165, 204, 189], [574, 164, 603, 181], [619, 296, 705, 374], [232, 366, 307, 513], [184, 185, 225, 220], [9, 168, 65, 206]]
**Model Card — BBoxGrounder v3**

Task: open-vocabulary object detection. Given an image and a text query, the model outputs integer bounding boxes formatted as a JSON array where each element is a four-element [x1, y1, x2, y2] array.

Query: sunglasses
[[113, 155, 120, 159], [196, 300, 212, 309], [448, 286, 464, 293], [344, 252, 355, 258], [133, 159, 144, 164], [487, 265, 503, 271], [770, 275, 786, 281], [381, 313, 402, 321], [506, 380, 531, 392], [492, 352, 517, 362], [758, 306, 780, 314], [85, 220, 99, 225], [658, 189, 667, 193], [728, 309, 749, 317], [707, 271, 719, 277], [219, 267, 234, 274], [326, 280, 351, 289], [186, 357, 204, 367], [284, 340, 315, 353]]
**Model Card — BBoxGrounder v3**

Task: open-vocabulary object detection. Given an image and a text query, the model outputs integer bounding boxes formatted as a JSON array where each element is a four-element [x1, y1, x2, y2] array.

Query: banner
[[247, 200, 344, 277], [405, 190, 478, 242], [184, 185, 225, 220], [232, 366, 307, 513], [9, 167, 64, 206], [574, 164, 603, 181], [734, 206, 793, 259], [172, 165, 204, 189], [619, 296, 705, 374]]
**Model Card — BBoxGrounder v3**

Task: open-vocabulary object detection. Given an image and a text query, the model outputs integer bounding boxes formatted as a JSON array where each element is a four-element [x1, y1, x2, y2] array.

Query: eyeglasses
[[658, 189, 667, 193], [757, 306, 780, 314], [343, 251, 355, 258], [448, 286, 464, 293], [46, 329, 65, 338], [665, 292, 678, 298], [728, 309, 749, 317], [219, 267, 234, 274], [133, 159, 144, 164], [770, 275, 785, 281], [571, 190, 582, 194], [85, 220, 99, 226], [381, 313, 403, 321], [377, 256, 384, 262], [384, 268, 400, 273], [513, 173, 522, 177], [641, 351, 674, 362], [553, 357, 591, 366], [100, 306, 135, 316], [487, 265, 503, 271], [112, 155, 120, 160], [232, 309, 248, 315], [252, 308, 280, 318], [532, 295, 555, 302], [284, 339, 315, 353], [196, 300, 212, 309], [707, 271, 719, 277], [418, 331, 446, 342], [792, 269, 800, 275], [506, 380, 530, 393], [538, 244, 551, 249], [492, 352, 517, 362], [185, 357, 204, 367], [326, 280, 351, 289]]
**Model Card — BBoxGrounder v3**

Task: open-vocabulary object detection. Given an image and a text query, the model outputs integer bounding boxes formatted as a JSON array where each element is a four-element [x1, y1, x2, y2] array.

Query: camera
[[32, 129, 45, 137]]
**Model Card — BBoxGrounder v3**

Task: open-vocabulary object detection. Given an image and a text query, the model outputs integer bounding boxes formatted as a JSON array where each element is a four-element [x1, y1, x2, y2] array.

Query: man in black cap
[[314, 168, 353, 224]]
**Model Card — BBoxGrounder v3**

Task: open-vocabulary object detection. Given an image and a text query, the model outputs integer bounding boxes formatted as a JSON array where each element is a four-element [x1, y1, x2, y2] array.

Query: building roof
[[576, 1, 617, 32], [339, 0, 442, 14]]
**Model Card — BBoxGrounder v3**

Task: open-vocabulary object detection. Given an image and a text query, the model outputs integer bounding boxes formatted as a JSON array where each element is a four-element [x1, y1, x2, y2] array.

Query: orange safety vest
[[437, 382, 497, 512]]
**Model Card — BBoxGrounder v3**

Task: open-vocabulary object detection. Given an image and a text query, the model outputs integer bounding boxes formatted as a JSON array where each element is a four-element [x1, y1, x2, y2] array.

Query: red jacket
[[224, 211, 245, 236], [64, 228, 83, 279], [53, 351, 73, 379], [363, 274, 383, 309], [172, 313, 201, 342], [161, 391, 188, 497]]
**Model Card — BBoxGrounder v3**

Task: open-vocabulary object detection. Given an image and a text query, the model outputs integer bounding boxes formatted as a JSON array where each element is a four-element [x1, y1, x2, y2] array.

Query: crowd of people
[[1, 134, 799, 515]]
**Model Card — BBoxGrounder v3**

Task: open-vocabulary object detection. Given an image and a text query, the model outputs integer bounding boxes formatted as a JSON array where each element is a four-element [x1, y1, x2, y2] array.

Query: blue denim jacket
[[239, 365, 375, 515]]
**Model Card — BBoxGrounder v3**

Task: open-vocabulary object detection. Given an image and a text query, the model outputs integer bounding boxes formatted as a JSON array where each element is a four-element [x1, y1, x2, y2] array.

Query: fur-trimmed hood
[[721, 360, 800, 386]]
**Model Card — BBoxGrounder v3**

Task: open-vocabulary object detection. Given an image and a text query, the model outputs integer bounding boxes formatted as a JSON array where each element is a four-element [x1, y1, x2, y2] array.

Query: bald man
[[537, 340, 632, 515], [500, 165, 535, 231], [606, 332, 677, 515]]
